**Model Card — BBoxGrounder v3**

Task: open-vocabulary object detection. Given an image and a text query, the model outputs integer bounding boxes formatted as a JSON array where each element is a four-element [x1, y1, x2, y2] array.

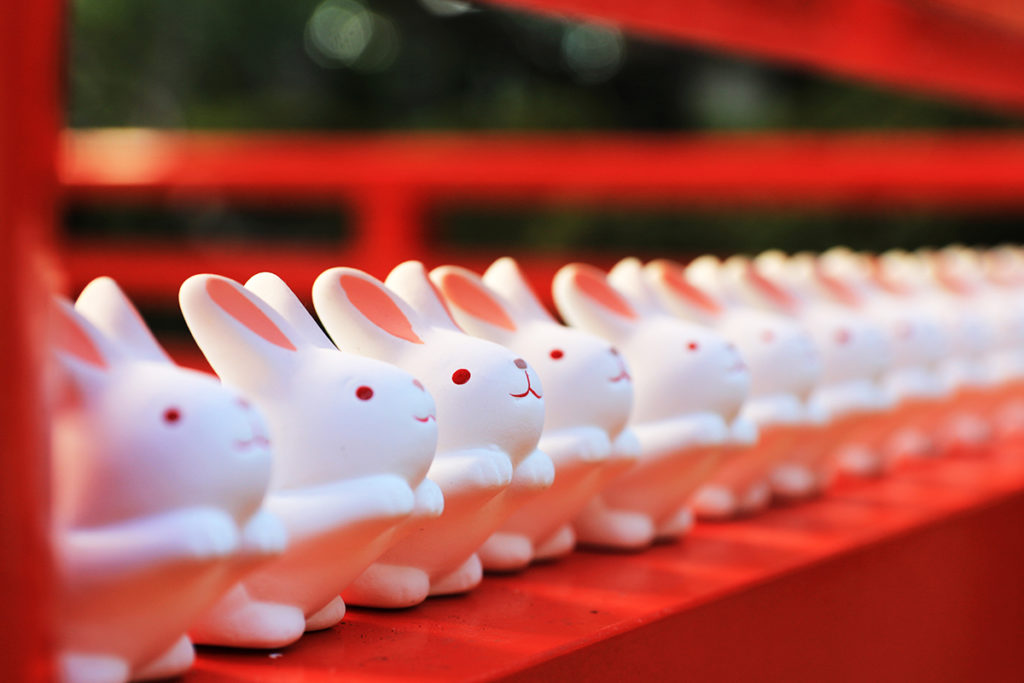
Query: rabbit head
[[312, 263, 545, 462], [52, 278, 272, 530], [646, 259, 821, 401], [427, 258, 633, 438], [179, 274, 437, 491], [720, 254, 889, 386], [553, 259, 749, 423]]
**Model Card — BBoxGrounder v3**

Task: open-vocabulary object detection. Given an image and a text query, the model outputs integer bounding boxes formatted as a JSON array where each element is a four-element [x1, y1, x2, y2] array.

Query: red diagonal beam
[[478, 0, 1024, 113]]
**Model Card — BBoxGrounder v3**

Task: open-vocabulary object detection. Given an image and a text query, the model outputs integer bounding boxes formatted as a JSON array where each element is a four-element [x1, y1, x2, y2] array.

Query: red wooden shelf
[[187, 450, 1024, 682]]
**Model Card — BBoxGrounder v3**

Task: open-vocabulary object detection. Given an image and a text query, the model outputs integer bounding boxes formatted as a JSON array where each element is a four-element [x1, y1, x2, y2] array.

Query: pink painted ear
[[651, 261, 724, 316], [206, 278, 297, 351], [435, 269, 516, 332], [745, 262, 800, 313], [572, 265, 637, 320], [813, 262, 864, 307], [339, 274, 424, 344], [54, 304, 108, 369]]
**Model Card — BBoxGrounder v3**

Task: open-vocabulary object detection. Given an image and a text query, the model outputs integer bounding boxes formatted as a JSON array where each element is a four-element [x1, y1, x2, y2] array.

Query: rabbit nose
[[514, 358, 528, 369]]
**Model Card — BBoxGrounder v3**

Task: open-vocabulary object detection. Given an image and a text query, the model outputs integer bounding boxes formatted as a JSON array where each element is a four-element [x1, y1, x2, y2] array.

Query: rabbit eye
[[162, 407, 182, 424], [452, 368, 471, 385], [686, 341, 699, 351], [356, 386, 374, 401], [550, 349, 564, 360], [761, 330, 774, 343], [835, 328, 852, 345]]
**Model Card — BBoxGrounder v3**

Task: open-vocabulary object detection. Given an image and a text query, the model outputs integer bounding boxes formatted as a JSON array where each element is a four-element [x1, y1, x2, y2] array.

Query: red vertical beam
[[348, 188, 429, 276], [0, 0, 63, 680]]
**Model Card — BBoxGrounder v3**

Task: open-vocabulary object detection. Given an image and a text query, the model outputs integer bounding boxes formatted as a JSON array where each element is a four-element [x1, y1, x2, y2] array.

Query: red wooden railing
[[60, 129, 1024, 304]]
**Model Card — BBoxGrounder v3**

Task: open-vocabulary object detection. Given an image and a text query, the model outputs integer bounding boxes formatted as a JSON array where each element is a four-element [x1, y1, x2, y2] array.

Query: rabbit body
[[552, 261, 750, 546], [180, 274, 440, 646], [312, 263, 551, 606], [430, 259, 638, 568], [53, 279, 284, 683]]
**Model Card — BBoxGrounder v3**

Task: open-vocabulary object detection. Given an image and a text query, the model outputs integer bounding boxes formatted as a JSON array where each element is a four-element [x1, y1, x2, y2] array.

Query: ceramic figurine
[[179, 274, 441, 647], [552, 259, 753, 545], [53, 277, 284, 683], [429, 258, 639, 566], [312, 263, 552, 606], [876, 250, 996, 453], [814, 248, 951, 462], [713, 253, 894, 477], [645, 258, 827, 510]]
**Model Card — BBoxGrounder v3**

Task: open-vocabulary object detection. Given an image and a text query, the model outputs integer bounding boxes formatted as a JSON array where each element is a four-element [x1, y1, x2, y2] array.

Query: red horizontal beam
[[478, 0, 1024, 113], [62, 129, 1024, 209], [188, 452, 1024, 681]]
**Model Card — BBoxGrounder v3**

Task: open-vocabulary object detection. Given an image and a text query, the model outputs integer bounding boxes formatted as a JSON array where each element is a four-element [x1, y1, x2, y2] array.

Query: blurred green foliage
[[68, 0, 1023, 254]]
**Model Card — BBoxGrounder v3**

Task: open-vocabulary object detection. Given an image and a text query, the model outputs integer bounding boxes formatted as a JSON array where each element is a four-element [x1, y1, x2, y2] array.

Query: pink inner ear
[[426, 277, 464, 331], [659, 265, 723, 315], [438, 272, 516, 331], [206, 278, 297, 351], [572, 267, 637, 319], [54, 306, 107, 368], [745, 264, 799, 312], [339, 274, 424, 344]]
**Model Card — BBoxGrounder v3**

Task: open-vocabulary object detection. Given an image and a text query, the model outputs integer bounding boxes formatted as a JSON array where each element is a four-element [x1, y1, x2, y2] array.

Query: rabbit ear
[[733, 258, 803, 315], [646, 259, 724, 325], [552, 263, 639, 342], [312, 266, 428, 362], [483, 257, 557, 324], [244, 272, 336, 351], [385, 261, 463, 333], [429, 265, 517, 343], [74, 277, 173, 365], [607, 258, 665, 316], [51, 298, 122, 404], [179, 274, 306, 392]]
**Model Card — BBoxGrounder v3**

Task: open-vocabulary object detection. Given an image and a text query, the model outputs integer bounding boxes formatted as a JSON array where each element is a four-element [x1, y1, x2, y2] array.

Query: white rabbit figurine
[[312, 263, 552, 605], [645, 258, 827, 508], [52, 277, 285, 683], [709, 253, 894, 477], [179, 273, 441, 647], [552, 259, 753, 545], [815, 248, 951, 461], [429, 258, 639, 566]]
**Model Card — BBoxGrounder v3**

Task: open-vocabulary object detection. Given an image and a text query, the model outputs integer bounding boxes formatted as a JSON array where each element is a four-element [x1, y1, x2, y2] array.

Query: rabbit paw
[[132, 635, 194, 681], [576, 429, 613, 463], [512, 450, 555, 491], [372, 478, 418, 520], [413, 478, 445, 518], [180, 508, 240, 560], [240, 509, 288, 558]]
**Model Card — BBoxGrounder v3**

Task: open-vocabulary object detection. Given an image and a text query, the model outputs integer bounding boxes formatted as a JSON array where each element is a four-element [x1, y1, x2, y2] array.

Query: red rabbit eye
[[452, 369, 471, 385], [163, 407, 182, 424], [550, 349, 564, 360], [835, 328, 852, 345], [356, 386, 374, 400], [687, 341, 699, 351]]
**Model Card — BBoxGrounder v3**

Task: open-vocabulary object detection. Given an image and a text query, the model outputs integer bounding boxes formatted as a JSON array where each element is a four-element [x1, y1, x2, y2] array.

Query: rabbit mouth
[[510, 371, 542, 399], [235, 434, 270, 450], [608, 368, 631, 383], [414, 414, 436, 423]]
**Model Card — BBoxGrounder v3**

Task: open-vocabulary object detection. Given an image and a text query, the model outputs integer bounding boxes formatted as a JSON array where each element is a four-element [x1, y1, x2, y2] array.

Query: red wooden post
[[0, 0, 64, 679], [348, 187, 429, 276]]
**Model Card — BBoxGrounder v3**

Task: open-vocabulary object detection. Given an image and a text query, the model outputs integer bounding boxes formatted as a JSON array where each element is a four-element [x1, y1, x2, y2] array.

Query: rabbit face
[[718, 311, 820, 400], [429, 262, 634, 439], [803, 307, 890, 384], [626, 317, 750, 423], [179, 274, 438, 493], [311, 267, 546, 463], [509, 320, 633, 436], [260, 349, 437, 489], [52, 304, 273, 530], [400, 328, 545, 461]]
